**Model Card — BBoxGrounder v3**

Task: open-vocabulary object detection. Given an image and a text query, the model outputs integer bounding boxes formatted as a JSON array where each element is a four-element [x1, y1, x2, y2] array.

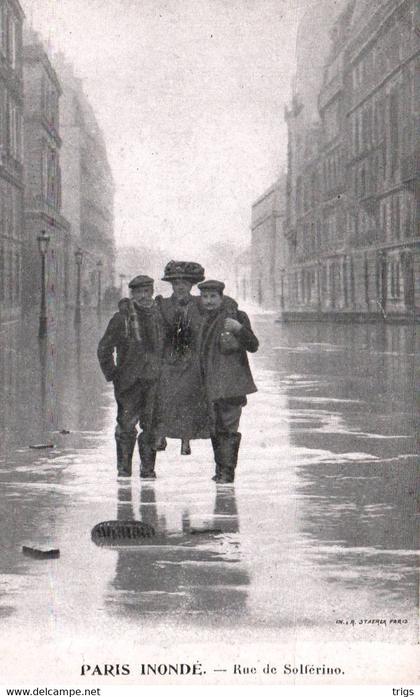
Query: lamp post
[[74, 247, 83, 324], [119, 273, 126, 296], [37, 230, 50, 338], [96, 259, 103, 313]]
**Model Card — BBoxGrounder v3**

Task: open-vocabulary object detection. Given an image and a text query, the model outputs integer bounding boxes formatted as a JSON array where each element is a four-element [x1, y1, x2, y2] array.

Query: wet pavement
[[0, 309, 418, 649]]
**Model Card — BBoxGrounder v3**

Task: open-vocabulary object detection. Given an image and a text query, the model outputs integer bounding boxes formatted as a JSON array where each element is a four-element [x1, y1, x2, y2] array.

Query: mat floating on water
[[91, 520, 156, 545]]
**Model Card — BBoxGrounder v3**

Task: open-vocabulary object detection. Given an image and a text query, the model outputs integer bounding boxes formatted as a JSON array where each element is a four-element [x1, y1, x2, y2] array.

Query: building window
[[349, 256, 355, 305], [343, 258, 348, 306], [355, 113, 360, 154], [296, 176, 302, 215], [329, 264, 335, 308], [336, 263, 342, 303], [0, 241, 4, 301], [360, 167, 366, 197], [321, 266, 327, 298], [0, 86, 4, 152], [364, 255, 369, 306], [8, 15, 17, 69], [404, 196, 413, 238], [316, 220, 321, 250], [0, 183, 4, 237], [311, 173, 317, 208], [42, 145, 60, 208], [389, 89, 399, 175], [8, 246, 13, 303], [42, 75, 58, 128], [0, 5, 6, 57], [389, 260, 401, 299], [41, 147, 48, 200], [15, 251, 20, 302], [7, 99, 22, 162], [392, 194, 400, 240], [380, 201, 387, 239]]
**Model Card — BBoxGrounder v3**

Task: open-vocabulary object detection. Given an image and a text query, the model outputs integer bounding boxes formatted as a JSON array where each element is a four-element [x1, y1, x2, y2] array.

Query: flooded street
[[0, 310, 418, 674]]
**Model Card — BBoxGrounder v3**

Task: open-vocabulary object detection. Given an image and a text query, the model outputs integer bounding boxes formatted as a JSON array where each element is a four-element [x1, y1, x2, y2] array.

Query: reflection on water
[[0, 310, 418, 643], [253, 318, 419, 617], [108, 484, 248, 618], [0, 311, 105, 456]]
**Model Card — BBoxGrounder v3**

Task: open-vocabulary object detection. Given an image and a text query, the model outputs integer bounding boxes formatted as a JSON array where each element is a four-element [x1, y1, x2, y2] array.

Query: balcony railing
[[318, 73, 343, 111]]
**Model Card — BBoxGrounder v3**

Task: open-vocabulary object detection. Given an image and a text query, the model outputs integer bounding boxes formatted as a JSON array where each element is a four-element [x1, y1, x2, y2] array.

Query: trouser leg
[[115, 427, 137, 477], [138, 431, 157, 478], [216, 432, 241, 483], [215, 398, 243, 434], [211, 435, 223, 482], [115, 386, 140, 477], [212, 398, 244, 483], [138, 381, 158, 478]]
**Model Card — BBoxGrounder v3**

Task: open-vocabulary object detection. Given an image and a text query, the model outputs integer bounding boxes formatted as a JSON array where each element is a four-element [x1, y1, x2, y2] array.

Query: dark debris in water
[[22, 545, 60, 559], [91, 520, 156, 545]]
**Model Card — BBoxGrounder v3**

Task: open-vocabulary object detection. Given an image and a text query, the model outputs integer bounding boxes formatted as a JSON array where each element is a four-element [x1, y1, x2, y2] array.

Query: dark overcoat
[[97, 299, 163, 396], [154, 294, 210, 439], [198, 297, 258, 403]]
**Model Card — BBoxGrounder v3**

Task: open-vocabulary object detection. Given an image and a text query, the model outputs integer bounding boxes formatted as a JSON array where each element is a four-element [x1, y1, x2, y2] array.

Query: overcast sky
[[22, 0, 302, 258]]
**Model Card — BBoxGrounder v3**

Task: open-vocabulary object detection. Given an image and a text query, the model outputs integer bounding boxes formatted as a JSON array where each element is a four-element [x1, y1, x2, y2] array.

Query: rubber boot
[[138, 431, 157, 479], [210, 435, 222, 482], [115, 432, 136, 477], [217, 432, 242, 484]]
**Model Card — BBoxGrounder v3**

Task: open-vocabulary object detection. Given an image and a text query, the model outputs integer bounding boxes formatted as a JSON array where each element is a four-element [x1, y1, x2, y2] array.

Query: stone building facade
[[282, 0, 419, 321], [22, 30, 70, 312], [0, 0, 24, 322], [251, 176, 286, 310], [55, 55, 115, 308]]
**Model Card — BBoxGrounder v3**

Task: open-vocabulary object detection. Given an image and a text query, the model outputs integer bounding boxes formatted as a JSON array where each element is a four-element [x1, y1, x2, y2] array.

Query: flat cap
[[198, 279, 225, 293], [128, 274, 154, 289], [162, 260, 205, 283]]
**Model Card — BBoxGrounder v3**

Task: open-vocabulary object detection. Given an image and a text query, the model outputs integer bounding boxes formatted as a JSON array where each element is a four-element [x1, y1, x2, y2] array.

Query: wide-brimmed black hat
[[162, 260, 205, 284]]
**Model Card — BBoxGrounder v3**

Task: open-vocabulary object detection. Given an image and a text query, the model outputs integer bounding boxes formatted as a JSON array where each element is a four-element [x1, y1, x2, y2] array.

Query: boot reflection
[[139, 485, 166, 532], [213, 487, 239, 534], [117, 481, 135, 521], [109, 485, 249, 619]]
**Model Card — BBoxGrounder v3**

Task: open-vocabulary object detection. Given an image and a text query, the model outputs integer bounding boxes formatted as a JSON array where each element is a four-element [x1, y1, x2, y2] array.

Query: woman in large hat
[[153, 261, 210, 452]]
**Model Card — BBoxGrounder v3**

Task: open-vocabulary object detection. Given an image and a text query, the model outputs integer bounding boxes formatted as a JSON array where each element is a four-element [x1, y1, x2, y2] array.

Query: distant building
[[22, 29, 71, 311], [234, 247, 252, 305], [251, 176, 286, 309], [282, 0, 419, 321], [54, 54, 115, 307], [0, 0, 25, 322], [344, 0, 419, 319]]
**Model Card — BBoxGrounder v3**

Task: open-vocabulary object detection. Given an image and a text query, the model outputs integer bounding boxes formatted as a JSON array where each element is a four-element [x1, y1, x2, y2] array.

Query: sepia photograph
[[0, 0, 418, 689]]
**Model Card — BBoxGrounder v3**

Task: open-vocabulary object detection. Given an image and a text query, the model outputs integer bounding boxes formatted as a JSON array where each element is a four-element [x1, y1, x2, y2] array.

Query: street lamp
[[119, 273, 126, 296], [74, 247, 83, 324], [37, 230, 50, 338], [96, 259, 103, 312]]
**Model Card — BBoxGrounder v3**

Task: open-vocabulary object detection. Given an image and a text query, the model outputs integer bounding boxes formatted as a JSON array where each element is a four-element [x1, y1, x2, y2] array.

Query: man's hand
[[224, 318, 242, 334]]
